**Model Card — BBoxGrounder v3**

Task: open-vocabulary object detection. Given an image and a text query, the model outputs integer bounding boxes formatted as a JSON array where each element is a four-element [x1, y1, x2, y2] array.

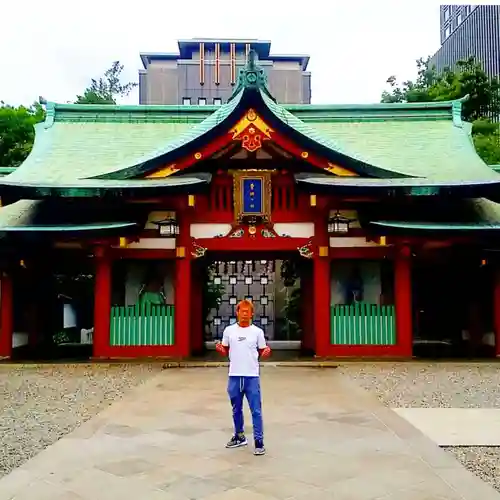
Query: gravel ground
[[0, 363, 161, 478], [339, 362, 500, 493], [338, 362, 500, 407], [444, 447, 500, 493]]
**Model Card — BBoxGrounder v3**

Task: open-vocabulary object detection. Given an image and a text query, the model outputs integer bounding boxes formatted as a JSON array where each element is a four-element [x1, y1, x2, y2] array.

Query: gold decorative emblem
[[190, 239, 207, 259], [298, 241, 314, 259], [194, 152, 202, 160], [229, 109, 274, 152], [301, 151, 309, 158]]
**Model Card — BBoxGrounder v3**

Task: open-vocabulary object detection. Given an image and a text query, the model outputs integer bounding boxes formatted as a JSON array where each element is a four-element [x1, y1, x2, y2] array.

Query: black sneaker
[[226, 434, 248, 448], [253, 439, 266, 455]]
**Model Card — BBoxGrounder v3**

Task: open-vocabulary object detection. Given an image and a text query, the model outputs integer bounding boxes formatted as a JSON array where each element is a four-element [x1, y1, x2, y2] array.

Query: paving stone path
[[0, 366, 498, 500]]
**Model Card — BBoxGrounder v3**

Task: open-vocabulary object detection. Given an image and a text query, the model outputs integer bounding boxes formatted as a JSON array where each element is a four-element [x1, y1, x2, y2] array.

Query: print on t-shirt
[[221, 323, 267, 377]]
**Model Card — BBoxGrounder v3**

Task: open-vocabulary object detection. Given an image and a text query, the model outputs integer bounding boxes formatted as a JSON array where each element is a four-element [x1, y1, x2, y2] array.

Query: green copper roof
[[307, 120, 497, 182], [2, 51, 498, 194]]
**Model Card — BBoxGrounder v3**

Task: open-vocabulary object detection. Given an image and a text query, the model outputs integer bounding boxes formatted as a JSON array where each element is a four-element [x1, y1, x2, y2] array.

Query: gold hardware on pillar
[[319, 246, 329, 257], [176, 246, 186, 258], [119, 237, 128, 248], [188, 194, 196, 207], [309, 194, 317, 207], [379, 236, 387, 246]]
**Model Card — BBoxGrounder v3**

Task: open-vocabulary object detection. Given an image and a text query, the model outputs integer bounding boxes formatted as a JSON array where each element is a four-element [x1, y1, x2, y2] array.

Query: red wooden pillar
[[395, 245, 413, 357], [313, 213, 331, 357], [93, 246, 111, 359], [0, 273, 13, 358], [493, 267, 500, 357], [313, 256, 331, 357], [190, 263, 203, 354], [301, 268, 314, 352], [174, 214, 192, 358]]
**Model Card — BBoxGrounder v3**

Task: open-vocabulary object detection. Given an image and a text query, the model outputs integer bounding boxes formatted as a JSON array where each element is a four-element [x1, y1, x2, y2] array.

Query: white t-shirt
[[221, 323, 267, 377]]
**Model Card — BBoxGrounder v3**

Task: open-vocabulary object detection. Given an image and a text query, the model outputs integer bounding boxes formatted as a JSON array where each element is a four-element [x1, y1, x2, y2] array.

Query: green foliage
[[201, 264, 225, 332], [0, 101, 45, 168], [471, 124, 500, 165], [283, 287, 302, 339], [75, 61, 138, 104], [382, 56, 500, 163]]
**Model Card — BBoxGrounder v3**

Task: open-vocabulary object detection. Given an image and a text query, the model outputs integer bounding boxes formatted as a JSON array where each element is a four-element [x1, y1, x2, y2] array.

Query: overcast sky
[[0, 0, 471, 106]]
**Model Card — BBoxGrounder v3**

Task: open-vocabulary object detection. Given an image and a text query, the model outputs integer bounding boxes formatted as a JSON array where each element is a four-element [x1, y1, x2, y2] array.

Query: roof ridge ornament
[[227, 49, 276, 103], [451, 94, 469, 128]]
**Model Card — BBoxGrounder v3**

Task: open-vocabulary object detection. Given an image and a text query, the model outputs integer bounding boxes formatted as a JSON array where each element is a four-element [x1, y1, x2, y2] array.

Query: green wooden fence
[[110, 305, 175, 346], [330, 303, 396, 345]]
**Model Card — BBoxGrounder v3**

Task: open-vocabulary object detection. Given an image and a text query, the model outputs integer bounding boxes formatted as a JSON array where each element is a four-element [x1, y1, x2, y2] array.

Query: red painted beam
[[196, 237, 312, 252], [110, 249, 176, 260]]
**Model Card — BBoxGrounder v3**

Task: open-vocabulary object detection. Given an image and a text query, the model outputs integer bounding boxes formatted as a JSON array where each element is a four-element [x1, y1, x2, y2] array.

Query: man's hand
[[215, 341, 228, 356], [259, 346, 272, 358]]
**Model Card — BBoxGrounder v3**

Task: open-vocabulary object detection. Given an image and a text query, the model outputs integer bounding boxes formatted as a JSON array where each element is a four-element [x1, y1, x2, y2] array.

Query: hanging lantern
[[328, 211, 351, 234], [152, 216, 179, 237]]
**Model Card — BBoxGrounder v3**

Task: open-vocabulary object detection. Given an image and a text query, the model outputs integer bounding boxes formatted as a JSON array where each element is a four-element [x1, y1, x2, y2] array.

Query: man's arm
[[257, 328, 271, 358], [215, 328, 230, 356]]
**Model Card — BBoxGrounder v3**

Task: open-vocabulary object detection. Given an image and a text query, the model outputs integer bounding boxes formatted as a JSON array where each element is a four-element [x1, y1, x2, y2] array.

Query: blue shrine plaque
[[242, 178, 263, 214], [233, 171, 272, 222]]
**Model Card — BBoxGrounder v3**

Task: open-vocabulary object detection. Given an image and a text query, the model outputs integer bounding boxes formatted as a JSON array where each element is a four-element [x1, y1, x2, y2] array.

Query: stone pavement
[[394, 408, 500, 446], [0, 367, 499, 500]]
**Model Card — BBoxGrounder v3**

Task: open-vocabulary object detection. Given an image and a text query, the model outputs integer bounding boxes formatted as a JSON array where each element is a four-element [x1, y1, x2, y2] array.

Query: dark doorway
[[193, 252, 313, 358]]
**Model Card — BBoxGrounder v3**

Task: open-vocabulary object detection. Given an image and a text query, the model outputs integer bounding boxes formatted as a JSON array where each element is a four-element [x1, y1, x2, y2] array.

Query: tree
[[381, 56, 500, 163], [75, 61, 137, 104], [382, 57, 437, 104], [0, 101, 45, 168], [382, 56, 500, 121]]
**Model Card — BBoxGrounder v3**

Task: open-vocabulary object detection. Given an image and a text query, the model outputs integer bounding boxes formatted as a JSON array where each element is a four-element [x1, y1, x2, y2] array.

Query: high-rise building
[[430, 5, 500, 80], [139, 38, 311, 106]]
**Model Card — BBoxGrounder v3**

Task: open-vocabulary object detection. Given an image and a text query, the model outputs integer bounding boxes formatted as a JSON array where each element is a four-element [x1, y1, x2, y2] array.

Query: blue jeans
[[227, 376, 263, 442]]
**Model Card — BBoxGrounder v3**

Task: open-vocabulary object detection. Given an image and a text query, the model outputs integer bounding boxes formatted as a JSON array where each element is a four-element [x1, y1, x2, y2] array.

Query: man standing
[[215, 299, 271, 455]]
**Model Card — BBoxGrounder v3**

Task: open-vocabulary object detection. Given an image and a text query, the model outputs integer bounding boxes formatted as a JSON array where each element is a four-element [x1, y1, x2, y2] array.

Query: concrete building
[[139, 38, 311, 105], [430, 5, 500, 79]]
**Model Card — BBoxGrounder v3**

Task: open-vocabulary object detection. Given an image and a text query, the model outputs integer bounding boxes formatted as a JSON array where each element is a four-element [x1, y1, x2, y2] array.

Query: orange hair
[[236, 299, 254, 313]]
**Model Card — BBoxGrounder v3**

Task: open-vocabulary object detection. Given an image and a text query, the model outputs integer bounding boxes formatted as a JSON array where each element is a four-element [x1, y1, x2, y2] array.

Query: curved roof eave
[[0, 222, 138, 232], [99, 51, 414, 181], [295, 174, 500, 189], [371, 221, 500, 232], [0, 175, 211, 198]]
